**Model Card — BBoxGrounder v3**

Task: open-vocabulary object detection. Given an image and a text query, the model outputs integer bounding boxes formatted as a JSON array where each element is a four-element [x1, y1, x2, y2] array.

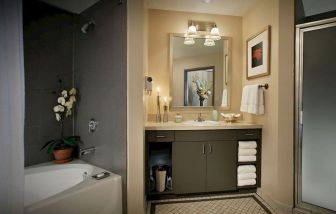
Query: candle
[[164, 97, 167, 105], [157, 87, 160, 96]]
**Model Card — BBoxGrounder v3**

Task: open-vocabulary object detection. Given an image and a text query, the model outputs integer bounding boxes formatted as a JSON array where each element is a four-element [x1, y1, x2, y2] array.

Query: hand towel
[[240, 85, 264, 115], [238, 149, 257, 156], [238, 156, 257, 162], [237, 165, 256, 173], [238, 141, 257, 149], [221, 88, 228, 108], [238, 173, 257, 180], [238, 179, 256, 186]]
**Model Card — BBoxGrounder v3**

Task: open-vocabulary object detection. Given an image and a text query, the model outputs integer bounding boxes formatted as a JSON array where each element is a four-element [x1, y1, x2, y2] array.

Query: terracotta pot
[[53, 148, 73, 164]]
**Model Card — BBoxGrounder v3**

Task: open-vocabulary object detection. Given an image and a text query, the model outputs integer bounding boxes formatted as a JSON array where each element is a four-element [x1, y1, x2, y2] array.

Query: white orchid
[[56, 113, 61, 121], [57, 97, 65, 105], [69, 88, 76, 96], [61, 90, 68, 98], [53, 88, 77, 122]]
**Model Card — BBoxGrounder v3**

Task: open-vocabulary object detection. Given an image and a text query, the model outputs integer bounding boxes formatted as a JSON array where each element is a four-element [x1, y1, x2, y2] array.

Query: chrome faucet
[[196, 113, 205, 122], [79, 146, 96, 157]]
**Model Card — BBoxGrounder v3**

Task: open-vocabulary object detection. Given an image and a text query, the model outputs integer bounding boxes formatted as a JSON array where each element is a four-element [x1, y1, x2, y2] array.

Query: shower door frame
[[295, 17, 336, 214]]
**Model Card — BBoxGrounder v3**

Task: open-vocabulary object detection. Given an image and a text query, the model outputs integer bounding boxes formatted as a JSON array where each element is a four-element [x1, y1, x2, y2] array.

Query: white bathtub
[[24, 160, 122, 214]]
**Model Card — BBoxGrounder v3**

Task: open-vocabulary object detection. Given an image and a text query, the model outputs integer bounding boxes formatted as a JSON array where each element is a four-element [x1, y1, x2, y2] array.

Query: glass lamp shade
[[204, 38, 215, 46], [184, 37, 195, 45], [187, 25, 198, 38], [210, 26, 221, 40]]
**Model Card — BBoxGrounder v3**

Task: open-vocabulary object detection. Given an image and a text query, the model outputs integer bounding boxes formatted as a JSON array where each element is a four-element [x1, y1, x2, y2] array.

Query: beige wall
[[147, 9, 242, 119], [242, 0, 294, 213], [172, 53, 223, 106], [127, 0, 146, 213]]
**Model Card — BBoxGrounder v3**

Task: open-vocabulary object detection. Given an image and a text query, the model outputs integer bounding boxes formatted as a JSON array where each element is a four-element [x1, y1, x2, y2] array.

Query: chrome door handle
[[245, 133, 254, 136], [202, 144, 205, 154], [209, 144, 212, 154], [156, 135, 166, 138]]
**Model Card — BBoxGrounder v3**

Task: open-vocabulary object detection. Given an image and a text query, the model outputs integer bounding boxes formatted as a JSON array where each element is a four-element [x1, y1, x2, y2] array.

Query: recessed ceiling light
[[202, 0, 212, 3]]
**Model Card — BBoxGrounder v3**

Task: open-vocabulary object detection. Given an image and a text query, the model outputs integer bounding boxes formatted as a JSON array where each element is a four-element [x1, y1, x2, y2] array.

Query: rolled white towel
[[238, 173, 257, 180], [238, 141, 257, 149], [239, 156, 256, 162], [238, 148, 257, 156], [237, 165, 256, 173], [238, 179, 256, 187]]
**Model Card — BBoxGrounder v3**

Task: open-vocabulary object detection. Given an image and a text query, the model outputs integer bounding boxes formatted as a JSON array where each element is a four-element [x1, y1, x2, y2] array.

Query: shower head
[[81, 20, 95, 34]]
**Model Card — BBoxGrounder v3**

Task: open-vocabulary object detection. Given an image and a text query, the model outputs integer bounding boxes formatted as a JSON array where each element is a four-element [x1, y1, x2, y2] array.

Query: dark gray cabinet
[[172, 141, 207, 194], [173, 140, 237, 194], [145, 129, 262, 198]]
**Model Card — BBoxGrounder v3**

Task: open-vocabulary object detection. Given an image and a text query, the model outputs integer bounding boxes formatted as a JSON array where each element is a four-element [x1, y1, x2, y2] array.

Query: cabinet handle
[[156, 135, 166, 138], [209, 144, 212, 154], [202, 144, 205, 154], [245, 133, 254, 136]]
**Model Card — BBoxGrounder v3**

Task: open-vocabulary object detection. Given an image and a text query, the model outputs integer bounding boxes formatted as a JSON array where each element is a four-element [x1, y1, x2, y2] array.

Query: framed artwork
[[184, 66, 214, 107], [246, 26, 271, 79]]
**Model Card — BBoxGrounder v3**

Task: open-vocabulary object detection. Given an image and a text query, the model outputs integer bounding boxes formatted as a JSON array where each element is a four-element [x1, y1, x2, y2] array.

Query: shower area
[[23, 0, 127, 212]]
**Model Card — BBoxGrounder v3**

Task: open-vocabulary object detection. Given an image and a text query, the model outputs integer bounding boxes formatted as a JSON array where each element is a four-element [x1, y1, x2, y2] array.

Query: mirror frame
[[169, 33, 232, 111]]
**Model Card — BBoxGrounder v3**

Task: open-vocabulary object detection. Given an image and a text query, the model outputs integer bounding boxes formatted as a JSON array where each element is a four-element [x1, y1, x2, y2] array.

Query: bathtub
[[24, 160, 122, 214]]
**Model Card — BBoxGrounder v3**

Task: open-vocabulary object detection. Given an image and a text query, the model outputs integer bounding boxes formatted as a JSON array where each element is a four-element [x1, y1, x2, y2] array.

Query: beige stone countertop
[[145, 121, 262, 130]]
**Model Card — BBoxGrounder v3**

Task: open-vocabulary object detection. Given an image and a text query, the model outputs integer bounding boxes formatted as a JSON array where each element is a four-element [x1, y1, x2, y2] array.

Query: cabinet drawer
[[146, 131, 174, 142], [175, 130, 236, 141], [236, 129, 261, 140]]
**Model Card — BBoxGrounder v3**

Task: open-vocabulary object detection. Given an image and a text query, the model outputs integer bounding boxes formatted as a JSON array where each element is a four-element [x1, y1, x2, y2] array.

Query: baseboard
[[257, 188, 293, 214]]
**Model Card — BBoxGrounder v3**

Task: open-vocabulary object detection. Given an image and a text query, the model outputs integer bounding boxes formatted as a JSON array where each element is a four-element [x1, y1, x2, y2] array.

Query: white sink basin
[[182, 120, 221, 126]]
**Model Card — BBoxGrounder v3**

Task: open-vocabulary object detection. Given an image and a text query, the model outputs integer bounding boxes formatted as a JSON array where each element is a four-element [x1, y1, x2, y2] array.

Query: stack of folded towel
[[237, 165, 257, 186], [238, 141, 257, 162]]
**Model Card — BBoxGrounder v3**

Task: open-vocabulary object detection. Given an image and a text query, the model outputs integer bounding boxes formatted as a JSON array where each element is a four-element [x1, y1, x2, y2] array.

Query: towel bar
[[258, 84, 269, 90]]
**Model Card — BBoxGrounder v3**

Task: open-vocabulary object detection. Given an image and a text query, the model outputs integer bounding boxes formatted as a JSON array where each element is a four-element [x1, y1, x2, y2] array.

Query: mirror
[[169, 34, 231, 110]]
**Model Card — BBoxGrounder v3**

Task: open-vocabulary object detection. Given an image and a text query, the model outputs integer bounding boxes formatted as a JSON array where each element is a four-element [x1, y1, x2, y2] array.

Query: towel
[[239, 149, 257, 156], [239, 156, 257, 162], [238, 179, 256, 186], [237, 165, 256, 173], [238, 173, 257, 180], [239, 141, 257, 149], [221, 88, 228, 108], [240, 85, 264, 115]]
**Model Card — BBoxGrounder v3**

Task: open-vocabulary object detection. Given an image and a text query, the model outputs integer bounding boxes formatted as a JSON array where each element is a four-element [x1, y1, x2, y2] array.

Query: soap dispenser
[[211, 110, 218, 121]]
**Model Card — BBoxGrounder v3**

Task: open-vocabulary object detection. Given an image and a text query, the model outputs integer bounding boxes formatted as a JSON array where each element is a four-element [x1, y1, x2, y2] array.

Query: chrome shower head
[[81, 20, 95, 34]]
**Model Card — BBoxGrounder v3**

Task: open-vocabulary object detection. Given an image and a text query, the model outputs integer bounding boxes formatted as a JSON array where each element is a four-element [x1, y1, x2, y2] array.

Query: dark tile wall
[[23, 1, 74, 166], [74, 0, 127, 212]]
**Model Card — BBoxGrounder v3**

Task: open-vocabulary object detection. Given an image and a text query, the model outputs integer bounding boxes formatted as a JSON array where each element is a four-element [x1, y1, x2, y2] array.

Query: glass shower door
[[296, 18, 336, 213]]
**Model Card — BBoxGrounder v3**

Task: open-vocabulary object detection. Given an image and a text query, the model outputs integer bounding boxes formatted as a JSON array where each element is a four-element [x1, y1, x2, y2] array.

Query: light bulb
[[187, 24, 197, 38], [210, 24, 221, 41], [184, 37, 195, 45]]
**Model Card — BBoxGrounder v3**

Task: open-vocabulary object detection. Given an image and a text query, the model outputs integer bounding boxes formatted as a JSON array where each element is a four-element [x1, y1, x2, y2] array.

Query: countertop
[[145, 121, 262, 130]]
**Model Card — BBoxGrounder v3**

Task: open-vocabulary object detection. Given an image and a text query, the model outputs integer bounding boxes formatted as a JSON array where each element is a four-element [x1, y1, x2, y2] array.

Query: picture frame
[[183, 66, 214, 107], [246, 26, 271, 79]]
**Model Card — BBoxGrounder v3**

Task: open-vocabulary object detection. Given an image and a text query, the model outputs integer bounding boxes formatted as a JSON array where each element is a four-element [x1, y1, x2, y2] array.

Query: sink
[[182, 120, 221, 126]]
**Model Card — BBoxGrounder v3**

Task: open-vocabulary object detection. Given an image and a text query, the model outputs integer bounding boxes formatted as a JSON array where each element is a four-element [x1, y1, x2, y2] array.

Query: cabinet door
[[206, 141, 237, 192], [172, 141, 206, 194]]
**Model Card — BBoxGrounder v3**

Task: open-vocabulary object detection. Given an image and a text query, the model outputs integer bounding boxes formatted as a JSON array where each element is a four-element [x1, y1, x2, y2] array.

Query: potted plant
[[193, 78, 212, 106], [41, 87, 81, 164]]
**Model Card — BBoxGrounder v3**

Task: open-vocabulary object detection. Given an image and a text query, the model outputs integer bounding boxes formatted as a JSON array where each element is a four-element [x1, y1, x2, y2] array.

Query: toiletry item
[[92, 171, 110, 180], [211, 110, 218, 121], [175, 113, 183, 123]]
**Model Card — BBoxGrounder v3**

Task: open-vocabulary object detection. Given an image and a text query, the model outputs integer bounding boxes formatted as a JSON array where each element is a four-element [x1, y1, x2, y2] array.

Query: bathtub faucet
[[79, 146, 96, 157]]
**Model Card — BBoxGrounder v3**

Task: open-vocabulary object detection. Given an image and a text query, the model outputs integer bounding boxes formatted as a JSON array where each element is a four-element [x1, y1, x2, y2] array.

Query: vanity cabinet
[[145, 126, 262, 198], [173, 140, 237, 194]]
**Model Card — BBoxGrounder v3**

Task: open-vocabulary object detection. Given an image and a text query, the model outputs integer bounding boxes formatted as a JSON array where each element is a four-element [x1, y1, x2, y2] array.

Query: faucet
[[196, 113, 205, 122], [79, 146, 96, 157]]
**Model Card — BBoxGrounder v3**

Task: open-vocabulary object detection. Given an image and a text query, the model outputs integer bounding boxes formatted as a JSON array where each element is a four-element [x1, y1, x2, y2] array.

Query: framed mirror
[[169, 33, 231, 110]]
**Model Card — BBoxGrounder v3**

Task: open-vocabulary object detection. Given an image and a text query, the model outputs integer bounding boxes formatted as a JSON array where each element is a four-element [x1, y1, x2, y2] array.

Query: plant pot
[[53, 148, 73, 164]]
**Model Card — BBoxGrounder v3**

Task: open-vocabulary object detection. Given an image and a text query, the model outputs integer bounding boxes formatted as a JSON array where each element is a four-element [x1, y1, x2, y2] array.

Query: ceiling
[[39, 0, 100, 14], [301, 0, 336, 16], [147, 0, 261, 16]]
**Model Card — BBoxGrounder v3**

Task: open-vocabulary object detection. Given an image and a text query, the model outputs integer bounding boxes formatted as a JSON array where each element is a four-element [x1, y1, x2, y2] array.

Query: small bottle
[[211, 110, 218, 121], [175, 113, 183, 123]]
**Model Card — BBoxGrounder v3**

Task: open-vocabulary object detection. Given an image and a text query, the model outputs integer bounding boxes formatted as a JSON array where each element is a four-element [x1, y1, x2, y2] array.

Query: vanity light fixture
[[210, 24, 221, 41], [187, 22, 198, 38]]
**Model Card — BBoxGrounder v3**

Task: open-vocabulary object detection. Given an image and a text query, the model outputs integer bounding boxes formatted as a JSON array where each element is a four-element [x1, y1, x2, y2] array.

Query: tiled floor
[[148, 193, 275, 214]]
